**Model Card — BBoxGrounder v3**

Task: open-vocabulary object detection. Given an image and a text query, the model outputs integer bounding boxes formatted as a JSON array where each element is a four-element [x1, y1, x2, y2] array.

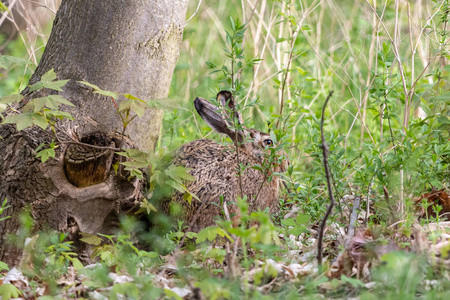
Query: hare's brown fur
[[165, 92, 285, 232]]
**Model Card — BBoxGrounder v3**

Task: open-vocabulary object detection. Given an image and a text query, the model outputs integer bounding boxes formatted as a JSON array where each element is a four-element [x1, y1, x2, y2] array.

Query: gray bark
[[0, 0, 188, 266], [28, 0, 187, 150]]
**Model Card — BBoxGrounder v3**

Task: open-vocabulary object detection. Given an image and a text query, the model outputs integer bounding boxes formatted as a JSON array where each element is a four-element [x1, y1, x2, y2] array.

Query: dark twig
[[54, 127, 121, 151], [330, 173, 345, 220], [317, 91, 334, 266], [58, 140, 120, 151]]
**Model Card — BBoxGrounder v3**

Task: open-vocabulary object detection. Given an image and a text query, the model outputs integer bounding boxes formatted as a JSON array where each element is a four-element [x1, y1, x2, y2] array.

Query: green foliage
[[0, 260, 9, 272], [281, 213, 310, 236], [0, 2, 8, 12], [78, 81, 118, 99], [1, 69, 73, 131], [365, 252, 427, 298], [0, 55, 29, 72], [8, 218, 85, 296], [0, 284, 22, 300], [194, 278, 235, 300], [117, 148, 198, 204], [0, 198, 11, 222], [196, 226, 234, 244], [44, 233, 83, 271], [88, 232, 159, 273], [28, 69, 69, 92], [34, 140, 57, 162], [78, 81, 148, 132]]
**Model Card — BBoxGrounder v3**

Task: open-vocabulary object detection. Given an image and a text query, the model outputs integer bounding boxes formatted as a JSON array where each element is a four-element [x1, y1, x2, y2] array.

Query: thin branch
[[185, 0, 203, 25], [347, 196, 361, 238], [54, 126, 121, 151], [0, 0, 17, 28], [317, 91, 334, 266], [275, 26, 298, 129], [57, 140, 120, 151]]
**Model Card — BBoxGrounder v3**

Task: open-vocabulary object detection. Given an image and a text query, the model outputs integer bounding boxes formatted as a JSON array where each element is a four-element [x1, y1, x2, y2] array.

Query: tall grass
[[169, 0, 450, 224]]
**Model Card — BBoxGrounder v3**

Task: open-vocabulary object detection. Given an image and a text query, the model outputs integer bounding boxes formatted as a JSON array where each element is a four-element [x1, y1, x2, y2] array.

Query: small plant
[[0, 198, 11, 222]]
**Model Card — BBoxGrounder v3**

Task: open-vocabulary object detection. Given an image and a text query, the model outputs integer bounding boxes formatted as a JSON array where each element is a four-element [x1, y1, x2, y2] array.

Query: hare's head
[[194, 91, 283, 165]]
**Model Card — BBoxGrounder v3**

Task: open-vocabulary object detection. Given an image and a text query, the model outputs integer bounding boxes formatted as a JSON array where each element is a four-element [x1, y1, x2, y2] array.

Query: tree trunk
[[0, 0, 188, 266]]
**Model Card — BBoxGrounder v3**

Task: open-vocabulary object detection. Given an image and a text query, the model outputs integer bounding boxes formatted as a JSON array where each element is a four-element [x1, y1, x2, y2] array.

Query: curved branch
[[317, 91, 334, 266]]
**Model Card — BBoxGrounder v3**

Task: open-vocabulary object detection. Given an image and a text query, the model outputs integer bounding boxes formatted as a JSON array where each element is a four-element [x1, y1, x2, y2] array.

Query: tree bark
[[0, 0, 188, 266]]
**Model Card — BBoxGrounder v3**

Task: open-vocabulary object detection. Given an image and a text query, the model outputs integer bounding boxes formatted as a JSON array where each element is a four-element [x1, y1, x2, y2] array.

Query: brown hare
[[168, 91, 286, 232]]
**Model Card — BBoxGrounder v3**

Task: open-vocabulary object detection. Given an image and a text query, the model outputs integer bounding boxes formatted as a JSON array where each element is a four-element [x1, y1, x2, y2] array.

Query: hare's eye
[[263, 139, 273, 147]]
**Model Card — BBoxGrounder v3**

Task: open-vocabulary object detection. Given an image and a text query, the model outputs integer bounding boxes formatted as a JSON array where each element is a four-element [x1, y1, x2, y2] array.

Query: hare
[[168, 91, 286, 232]]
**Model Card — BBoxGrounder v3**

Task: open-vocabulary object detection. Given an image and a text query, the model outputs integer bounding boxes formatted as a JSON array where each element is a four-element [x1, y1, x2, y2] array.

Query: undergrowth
[[1, 0, 450, 299]]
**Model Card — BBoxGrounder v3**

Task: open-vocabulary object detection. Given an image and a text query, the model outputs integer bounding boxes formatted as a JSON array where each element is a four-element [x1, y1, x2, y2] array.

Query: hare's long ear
[[217, 91, 243, 126], [194, 96, 244, 144]]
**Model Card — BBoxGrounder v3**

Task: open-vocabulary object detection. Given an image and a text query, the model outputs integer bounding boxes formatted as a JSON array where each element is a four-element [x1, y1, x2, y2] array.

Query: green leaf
[[183, 192, 193, 205], [130, 168, 144, 179], [132, 102, 146, 118], [121, 160, 149, 169], [2, 113, 35, 130], [37, 95, 74, 111], [111, 283, 139, 300], [281, 218, 296, 227], [78, 81, 100, 90], [196, 227, 220, 243], [0, 260, 9, 271], [45, 110, 74, 120], [0, 94, 22, 105], [123, 94, 145, 103], [295, 214, 310, 225], [206, 248, 226, 264], [0, 284, 22, 300], [139, 251, 159, 258], [117, 148, 151, 160], [289, 225, 307, 236], [43, 79, 70, 91], [119, 98, 146, 118], [440, 240, 450, 258], [72, 257, 84, 270], [27, 81, 44, 92], [78, 81, 118, 98], [196, 226, 233, 244], [166, 180, 186, 193], [165, 165, 196, 181], [340, 275, 365, 288], [0, 55, 29, 70], [35, 148, 55, 163], [205, 61, 216, 69], [186, 232, 197, 239], [29, 95, 73, 112], [139, 199, 157, 214], [301, 24, 311, 31], [33, 113, 49, 129], [0, 2, 9, 12], [41, 68, 57, 81], [80, 232, 103, 246], [28, 69, 69, 92]]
